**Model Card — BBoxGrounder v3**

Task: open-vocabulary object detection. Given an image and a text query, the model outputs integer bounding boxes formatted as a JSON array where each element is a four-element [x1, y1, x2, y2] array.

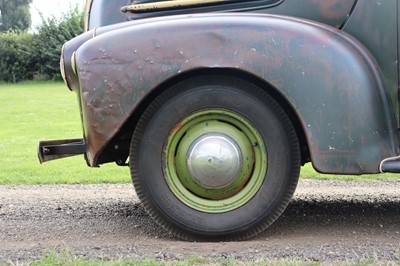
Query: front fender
[[75, 13, 398, 173]]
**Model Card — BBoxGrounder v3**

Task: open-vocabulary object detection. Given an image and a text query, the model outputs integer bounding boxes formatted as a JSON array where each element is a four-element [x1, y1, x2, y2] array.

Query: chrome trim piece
[[71, 52, 77, 74], [121, 0, 231, 12], [379, 154, 400, 173]]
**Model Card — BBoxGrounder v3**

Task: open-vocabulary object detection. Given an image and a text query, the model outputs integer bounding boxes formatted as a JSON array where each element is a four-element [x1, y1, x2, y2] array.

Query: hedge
[[0, 31, 36, 82], [0, 7, 84, 82]]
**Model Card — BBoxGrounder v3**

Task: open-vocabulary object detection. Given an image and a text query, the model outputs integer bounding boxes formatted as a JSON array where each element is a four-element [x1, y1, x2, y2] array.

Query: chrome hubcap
[[186, 133, 243, 189]]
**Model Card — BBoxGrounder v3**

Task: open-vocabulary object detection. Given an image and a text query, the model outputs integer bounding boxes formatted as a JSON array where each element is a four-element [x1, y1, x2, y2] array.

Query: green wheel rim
[[163, 109, 267, 213]]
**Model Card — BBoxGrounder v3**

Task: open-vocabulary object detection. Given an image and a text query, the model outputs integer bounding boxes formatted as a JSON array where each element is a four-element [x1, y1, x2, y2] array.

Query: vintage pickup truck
[[38, 0, 400, 240]]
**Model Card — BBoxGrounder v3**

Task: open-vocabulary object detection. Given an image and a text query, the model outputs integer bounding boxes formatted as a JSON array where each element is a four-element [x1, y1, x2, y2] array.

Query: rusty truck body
[[38, 0, 400, 240]]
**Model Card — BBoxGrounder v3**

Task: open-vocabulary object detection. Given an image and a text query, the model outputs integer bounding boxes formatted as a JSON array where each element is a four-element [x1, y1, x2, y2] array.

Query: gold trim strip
[[121, 0, 232, 13]]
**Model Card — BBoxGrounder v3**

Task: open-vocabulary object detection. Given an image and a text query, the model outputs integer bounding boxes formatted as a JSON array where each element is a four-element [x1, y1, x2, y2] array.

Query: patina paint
[[262, 0, 355, 28], [124, 0, 355, 29], [342, 0, 399, 126], [75, 13, 398, 173]]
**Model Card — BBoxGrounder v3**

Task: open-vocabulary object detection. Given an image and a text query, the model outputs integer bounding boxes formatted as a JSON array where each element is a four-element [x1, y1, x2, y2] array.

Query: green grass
[[0, 81, 130, 185], [0, 81, 398, 185], [10, 250, 396, 266]]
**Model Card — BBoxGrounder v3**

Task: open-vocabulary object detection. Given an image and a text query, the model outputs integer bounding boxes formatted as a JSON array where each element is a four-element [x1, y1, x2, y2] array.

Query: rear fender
[[75, 13, 399, 173]]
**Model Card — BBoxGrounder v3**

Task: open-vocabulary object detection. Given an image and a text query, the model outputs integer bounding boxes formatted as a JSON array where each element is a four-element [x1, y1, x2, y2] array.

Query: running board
[[380, 156, 400, 173], [38, 138, 86, 163]]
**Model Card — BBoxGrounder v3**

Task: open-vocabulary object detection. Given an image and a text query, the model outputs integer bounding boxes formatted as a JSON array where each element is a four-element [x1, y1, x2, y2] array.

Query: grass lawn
[[0, 81, 130, 185], [20, 250, 378, 266], [0, 81, 398, 185]]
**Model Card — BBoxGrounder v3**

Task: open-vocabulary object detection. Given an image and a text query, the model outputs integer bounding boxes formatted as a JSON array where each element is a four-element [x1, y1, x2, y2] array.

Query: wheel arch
[[97, 68, 311, 167]]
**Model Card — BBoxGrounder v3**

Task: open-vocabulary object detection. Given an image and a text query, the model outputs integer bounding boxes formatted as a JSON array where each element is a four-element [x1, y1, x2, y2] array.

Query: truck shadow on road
[[257, 199, 400, 240], [110, 198, 400, 240]]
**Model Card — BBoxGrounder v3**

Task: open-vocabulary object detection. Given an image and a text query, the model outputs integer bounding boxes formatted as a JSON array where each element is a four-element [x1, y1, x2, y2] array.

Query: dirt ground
[[0, 180, 399, 263]]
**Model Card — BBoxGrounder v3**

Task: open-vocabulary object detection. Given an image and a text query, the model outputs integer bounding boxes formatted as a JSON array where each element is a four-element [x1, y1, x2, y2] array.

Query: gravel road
[[0, 180, 399, 263]]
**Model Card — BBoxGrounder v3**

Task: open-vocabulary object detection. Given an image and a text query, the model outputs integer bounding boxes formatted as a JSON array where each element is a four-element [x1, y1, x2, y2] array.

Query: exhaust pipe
[[38, 138, 86, 163]]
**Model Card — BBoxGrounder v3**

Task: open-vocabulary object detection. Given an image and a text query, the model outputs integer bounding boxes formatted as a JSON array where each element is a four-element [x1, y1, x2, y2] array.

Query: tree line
[[0, 1, 84, 82], [0, 0, 32, 32]]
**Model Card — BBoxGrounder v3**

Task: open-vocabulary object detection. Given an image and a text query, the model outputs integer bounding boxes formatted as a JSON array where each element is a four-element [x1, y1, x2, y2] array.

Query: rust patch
[[311, 0, 354, 20]]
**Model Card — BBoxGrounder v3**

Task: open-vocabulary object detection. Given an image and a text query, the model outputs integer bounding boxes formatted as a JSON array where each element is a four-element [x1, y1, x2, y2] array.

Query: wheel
[[130, 75, 300, 240]]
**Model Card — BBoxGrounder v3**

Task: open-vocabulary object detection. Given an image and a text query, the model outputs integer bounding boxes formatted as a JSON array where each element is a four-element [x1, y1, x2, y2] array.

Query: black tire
[[130, 75, 300, 241]]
